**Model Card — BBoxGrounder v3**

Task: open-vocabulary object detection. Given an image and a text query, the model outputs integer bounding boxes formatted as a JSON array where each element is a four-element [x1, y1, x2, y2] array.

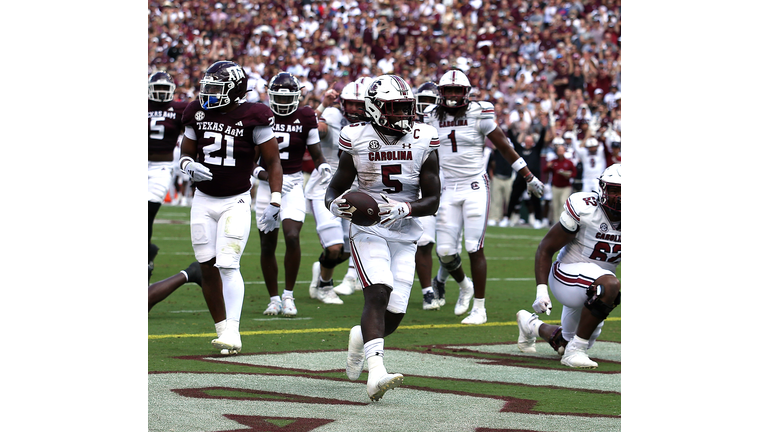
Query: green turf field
[[148, 204, 620, 432]]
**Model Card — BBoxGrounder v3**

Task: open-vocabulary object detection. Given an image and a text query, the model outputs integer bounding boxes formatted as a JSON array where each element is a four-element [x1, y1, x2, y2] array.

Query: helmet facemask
[[148, 73, 175, 103], [268, 91, 301, 115], [199, 78, 234, 110], [599, 181, 621, 220]]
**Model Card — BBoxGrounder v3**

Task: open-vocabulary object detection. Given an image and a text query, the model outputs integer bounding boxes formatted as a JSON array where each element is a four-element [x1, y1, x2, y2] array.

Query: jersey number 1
[[448, 130, 458, 152]]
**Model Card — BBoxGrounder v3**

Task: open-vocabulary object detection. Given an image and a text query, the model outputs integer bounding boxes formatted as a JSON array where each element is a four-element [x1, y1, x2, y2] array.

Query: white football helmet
[[340, 80, 369, 123], [598, 164, 621, 217], [364, 74, 415, 134], [585, 137, 599, 148], [415, 81, 439, 116], [437, 69, 472, 108]]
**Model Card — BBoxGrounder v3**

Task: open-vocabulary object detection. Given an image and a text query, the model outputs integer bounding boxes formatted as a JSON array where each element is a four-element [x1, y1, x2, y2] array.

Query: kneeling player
[[516, 164, 621, 368]]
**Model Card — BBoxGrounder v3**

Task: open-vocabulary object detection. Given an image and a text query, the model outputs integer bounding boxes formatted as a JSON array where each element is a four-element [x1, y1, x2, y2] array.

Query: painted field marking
[[148, 317, 620, 340]]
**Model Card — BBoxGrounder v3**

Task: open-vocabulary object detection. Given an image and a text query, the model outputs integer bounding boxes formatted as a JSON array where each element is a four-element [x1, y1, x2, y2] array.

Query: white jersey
[[575, 147, 608, 192], [423, 101, 497, 183], [339, 122, 439, 241], [305, 106, 353, 200], [316, 106, 349, 173], [558, 191, 621, 273]]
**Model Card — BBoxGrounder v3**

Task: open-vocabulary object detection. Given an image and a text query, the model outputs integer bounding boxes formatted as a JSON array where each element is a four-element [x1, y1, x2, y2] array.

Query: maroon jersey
[[148, 100, 187, 154], [182, 100, 274, 197], [271, 105, 319, 174]]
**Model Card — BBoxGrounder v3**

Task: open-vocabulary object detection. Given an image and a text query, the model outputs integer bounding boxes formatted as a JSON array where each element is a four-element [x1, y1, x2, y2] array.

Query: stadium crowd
[[148, 0, 621, 223]]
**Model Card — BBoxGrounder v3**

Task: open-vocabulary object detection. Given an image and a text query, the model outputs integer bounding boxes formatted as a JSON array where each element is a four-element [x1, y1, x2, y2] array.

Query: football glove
[[378, 193, 411, 228], [317, 163, 333, 185], [532, 284, 552, 315], [330, 189, 353, 221], [259, 204, 281, 233], [184, 161, 213, 182], [281, 177, 295, 195], [525, 174, 544, 198]]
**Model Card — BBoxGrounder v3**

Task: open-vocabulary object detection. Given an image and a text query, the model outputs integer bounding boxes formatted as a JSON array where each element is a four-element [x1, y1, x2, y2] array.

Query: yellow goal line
[[148, 317, 620, 340]]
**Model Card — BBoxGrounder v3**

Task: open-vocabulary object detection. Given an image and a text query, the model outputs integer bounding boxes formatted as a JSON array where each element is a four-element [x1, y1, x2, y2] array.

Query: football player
[[148, 71, 187, 281], [575, 137, 609, 194], [305, 77, 373, 303], [414, 81, 442, 310], [179, 60, 283, 355], [148, 262, 202, 312], [423, 69, 544, 324], [254, 72, 333, 317], [325, 75, 441, 401], [516, 164, 621, 368]]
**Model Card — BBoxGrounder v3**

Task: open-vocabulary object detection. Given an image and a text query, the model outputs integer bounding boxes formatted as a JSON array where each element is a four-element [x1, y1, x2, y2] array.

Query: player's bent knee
[[438, 253, 462, 271], [584, 282, 620, 321]]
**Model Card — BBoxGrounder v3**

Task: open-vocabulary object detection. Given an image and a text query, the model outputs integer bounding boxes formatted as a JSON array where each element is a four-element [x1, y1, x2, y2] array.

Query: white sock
[[225, 318, 239, 334], [365, 338, 385, 376], [345, 262, 356, 279], [572, 335, 590, 350], [270, 295, 281, 303], [219, 267, 244, 322], [458, 277, 472, 290], [422, 287, 434, 295], [214, 320, 227, 338], [282, 290, 294, 299], [472, 298, 485, 310]]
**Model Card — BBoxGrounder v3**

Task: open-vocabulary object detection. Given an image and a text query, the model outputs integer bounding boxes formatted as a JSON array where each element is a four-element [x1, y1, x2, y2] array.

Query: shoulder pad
[[299, 105, 319, 127], [562, 191, 600, 226], [467, 101, 496, 120], [181, 100, 202, 125], [237, 102, 274, 128]]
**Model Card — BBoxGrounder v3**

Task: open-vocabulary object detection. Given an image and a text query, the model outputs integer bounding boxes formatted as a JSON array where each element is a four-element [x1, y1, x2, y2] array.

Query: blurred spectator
[[148, 1, 622, 213]]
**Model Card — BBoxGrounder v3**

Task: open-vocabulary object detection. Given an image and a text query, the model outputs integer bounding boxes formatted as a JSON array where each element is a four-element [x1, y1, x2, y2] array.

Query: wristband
[[271, 191, 282, 205], [511, 158, 527, 172], [316, 104, 326, 114], [536, 284, 549, 296], [253, 166, 265, 179], [524, 173, 534, 182], [179, 156, 193, 171]]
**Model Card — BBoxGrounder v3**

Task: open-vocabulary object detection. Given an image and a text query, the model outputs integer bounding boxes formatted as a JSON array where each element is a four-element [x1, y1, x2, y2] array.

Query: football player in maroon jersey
[[179, 60, 283, 355], [148, 71, 187, 281], [255, 72, 333, 317]]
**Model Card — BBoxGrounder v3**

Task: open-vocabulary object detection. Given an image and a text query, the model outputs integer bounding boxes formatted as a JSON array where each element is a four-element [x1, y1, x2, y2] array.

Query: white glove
[[532, 284, 552, 315], [184, 161, 213, 182], [329, 189, 353, 221], [259, 203, 281, 233], [378, 193, 411, 228], [317, 163, 333, 185], [526, 174, 544, 198]]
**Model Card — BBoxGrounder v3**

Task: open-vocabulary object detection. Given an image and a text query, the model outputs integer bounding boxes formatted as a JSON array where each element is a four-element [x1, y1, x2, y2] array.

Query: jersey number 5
[[382, 164, 403, 194]]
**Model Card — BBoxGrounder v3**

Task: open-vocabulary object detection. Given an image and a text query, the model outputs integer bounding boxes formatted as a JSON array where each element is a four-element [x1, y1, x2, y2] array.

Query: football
[[343, 191, 381, 226]]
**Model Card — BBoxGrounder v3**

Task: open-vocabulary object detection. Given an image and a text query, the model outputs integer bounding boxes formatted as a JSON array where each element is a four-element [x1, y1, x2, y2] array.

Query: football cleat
[[561, 340, 598, 369], [211, 328, 241, 354], [461, 307, 486, 325], [184, 261, 202, 287], [263, 299, 282, 315], [516, 309, 539, 353], [454, 279, 474, 315], [422, 291, 440, 310], [432, 276, 446, 307], [308, 261, 321, 299], [333, 275, 358, 296], [346, 325, 365, 380], [367, 373, 404, 402], [316, 286, 344, 304], [282, 295, 297, 317]]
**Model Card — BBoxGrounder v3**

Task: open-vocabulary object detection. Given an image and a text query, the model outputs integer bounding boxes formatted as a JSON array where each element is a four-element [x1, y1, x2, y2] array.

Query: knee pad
[[584, 284, 618, 321], [438, 253, 462, 272], [318, 249, 348, 269]]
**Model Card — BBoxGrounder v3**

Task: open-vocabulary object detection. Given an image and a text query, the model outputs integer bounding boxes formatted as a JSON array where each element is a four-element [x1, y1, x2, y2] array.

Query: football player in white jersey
[[423, 69, 545, 324], [414, 81, 442, 310], [305, 77, 372, 302], [575, 137, 609, 194], [516, 164, 621, 368], [325, 75, 441, 401]]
